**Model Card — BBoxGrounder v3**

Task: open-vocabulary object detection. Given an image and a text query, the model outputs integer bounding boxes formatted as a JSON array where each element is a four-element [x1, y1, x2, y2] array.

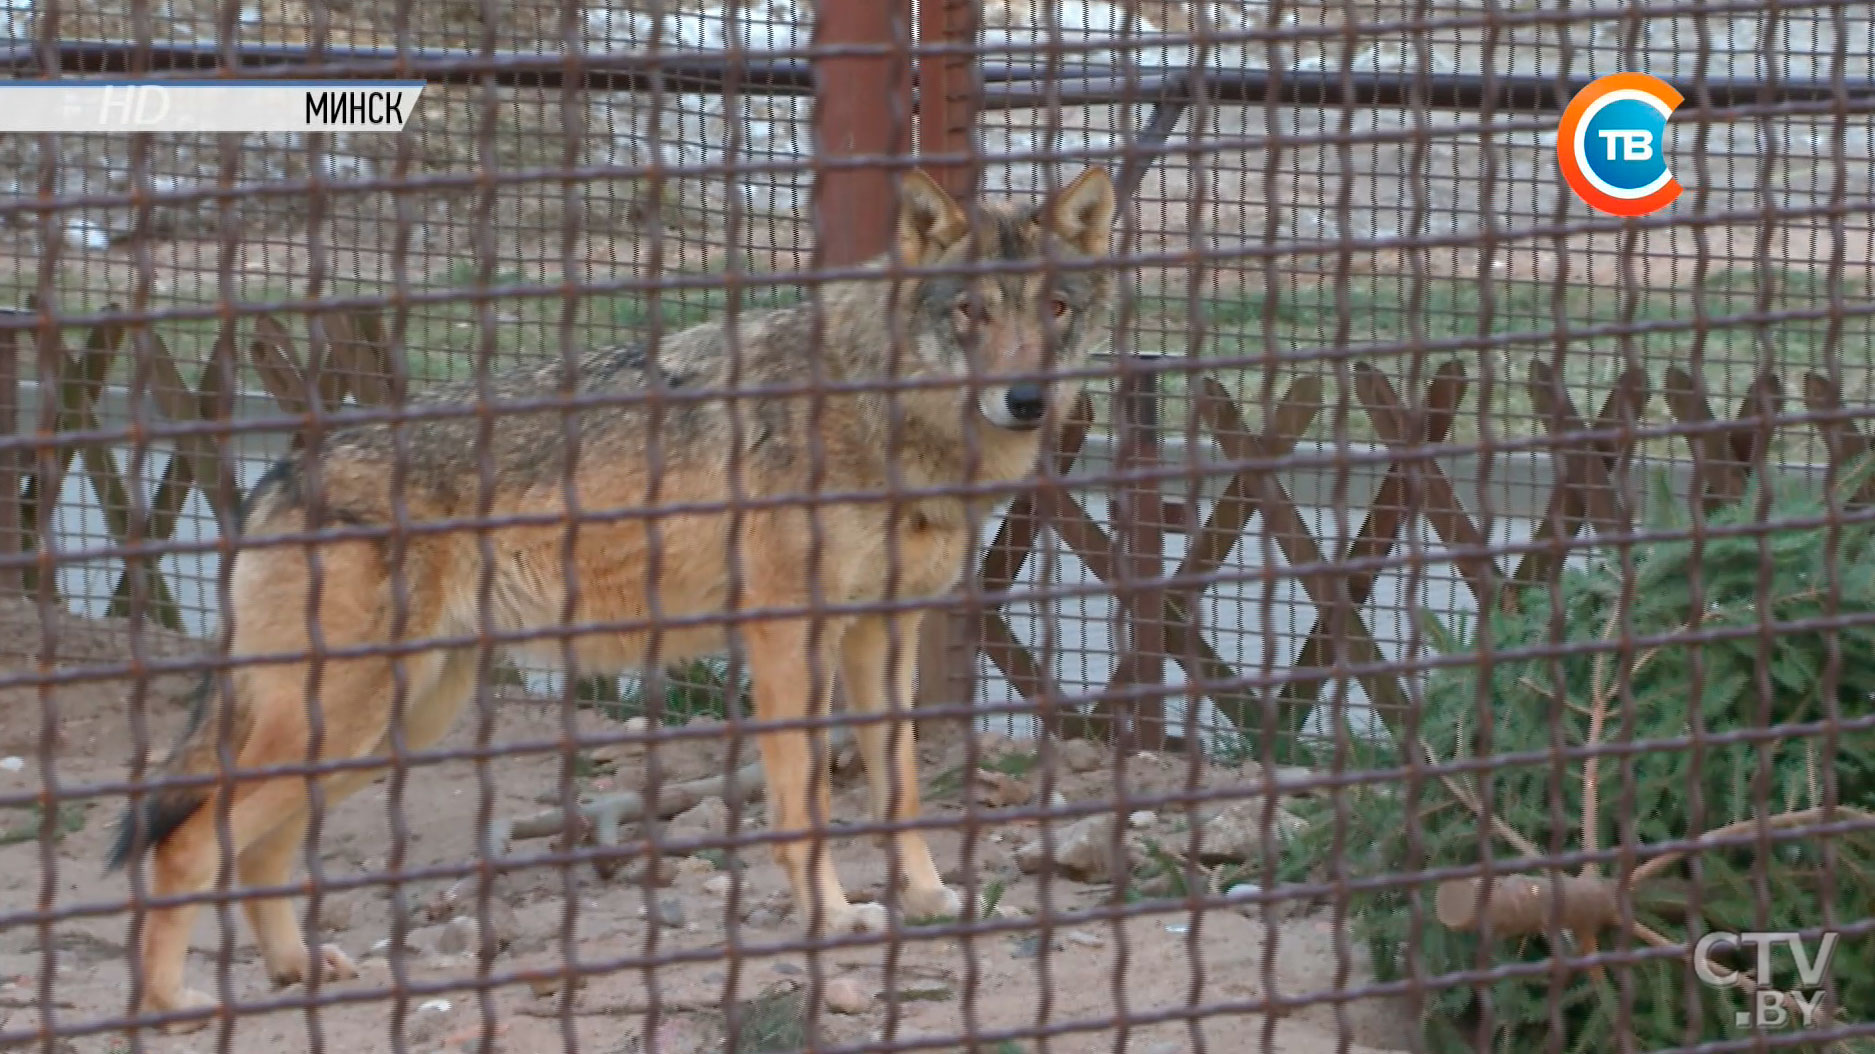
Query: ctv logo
[[1693, 930, 1838, 1030], [1557, 72, 1684, 217]]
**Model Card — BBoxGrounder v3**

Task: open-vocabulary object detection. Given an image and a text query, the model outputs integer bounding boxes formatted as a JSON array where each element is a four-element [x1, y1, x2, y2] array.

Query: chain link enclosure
[[1, 0, 1874, 1051]]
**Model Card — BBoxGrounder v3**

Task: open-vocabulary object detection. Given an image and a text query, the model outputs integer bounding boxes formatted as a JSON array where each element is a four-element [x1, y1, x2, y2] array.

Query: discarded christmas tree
[[1295, 464, 1875, 1052]]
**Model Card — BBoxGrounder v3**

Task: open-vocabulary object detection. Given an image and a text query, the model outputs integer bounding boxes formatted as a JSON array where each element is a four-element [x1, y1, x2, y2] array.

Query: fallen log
[[1434, 872, 1620, 935]]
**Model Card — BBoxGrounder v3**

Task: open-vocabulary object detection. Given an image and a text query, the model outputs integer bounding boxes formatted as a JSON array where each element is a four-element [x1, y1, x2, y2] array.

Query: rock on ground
[[1196, 799, 1308, 864], [823, 976, 873, 1015], [1016, 814, 1129, 882]]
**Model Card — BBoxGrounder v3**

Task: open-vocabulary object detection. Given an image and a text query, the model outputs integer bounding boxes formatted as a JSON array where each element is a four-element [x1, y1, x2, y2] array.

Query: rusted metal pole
[[812, 0, 913, 269], [0, 326, 19, 595], [916, 0, 981, 202], [816, 0, 961, 719], [911, 0, 984, 716]]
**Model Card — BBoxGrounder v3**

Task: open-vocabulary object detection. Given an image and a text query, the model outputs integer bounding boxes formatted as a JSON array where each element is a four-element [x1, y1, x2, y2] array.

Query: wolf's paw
[[828, 902, 891, 935], [271, 943, 359, 988], [317, 943, 360, 981], [902, 883, 963, 922], [144, 987, 217, 1035]]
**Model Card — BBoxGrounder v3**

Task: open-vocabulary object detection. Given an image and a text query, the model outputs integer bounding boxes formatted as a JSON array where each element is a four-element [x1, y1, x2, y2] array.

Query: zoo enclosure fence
[[1, 0, 1875, 1051]]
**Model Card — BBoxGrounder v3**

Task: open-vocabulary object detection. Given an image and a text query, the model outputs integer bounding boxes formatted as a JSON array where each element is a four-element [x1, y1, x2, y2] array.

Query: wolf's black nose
[[1005, 383, 1047, 425]]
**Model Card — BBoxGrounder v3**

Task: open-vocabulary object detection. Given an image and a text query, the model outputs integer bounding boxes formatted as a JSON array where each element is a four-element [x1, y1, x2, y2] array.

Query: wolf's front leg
[[840, 613, 960, 920], [745, 617, 889, 936]]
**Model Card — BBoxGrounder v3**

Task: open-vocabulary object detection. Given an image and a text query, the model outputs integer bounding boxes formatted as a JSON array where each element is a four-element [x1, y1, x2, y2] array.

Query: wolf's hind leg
[[139, 757, 372, 1032], [136, 536, 402, 1030], [237, 809, 358, 989]]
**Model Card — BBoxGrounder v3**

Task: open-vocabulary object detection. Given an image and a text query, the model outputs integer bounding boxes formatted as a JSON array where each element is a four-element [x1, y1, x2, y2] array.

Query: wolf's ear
[[896, 169, 970, 265], [1042, 166, 1117, 257]]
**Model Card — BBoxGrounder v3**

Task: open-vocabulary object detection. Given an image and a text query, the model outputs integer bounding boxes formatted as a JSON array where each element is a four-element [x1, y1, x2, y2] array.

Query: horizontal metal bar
[[7, 38, 1874, 112]]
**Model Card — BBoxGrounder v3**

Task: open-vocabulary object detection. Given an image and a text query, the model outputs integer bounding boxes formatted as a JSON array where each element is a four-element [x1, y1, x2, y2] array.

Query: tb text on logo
[[1693, 931, 1838, 1030], [1557, 72, 1683, 217]]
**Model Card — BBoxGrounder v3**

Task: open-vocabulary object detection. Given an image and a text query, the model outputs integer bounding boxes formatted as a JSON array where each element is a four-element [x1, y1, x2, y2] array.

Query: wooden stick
[[1628, 805, 1875, 886], [501, 759, 769, 852], [1420, 735, 1543, 858], [494, 727, 856, 852]]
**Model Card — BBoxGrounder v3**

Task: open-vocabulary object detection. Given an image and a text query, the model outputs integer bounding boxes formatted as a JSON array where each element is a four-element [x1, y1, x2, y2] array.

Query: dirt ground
[[0, 605, 1416, 1054]]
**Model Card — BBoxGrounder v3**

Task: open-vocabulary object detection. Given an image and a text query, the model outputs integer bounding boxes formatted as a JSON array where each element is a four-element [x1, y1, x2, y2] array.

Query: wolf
[[106, 165, 1117, 1030]]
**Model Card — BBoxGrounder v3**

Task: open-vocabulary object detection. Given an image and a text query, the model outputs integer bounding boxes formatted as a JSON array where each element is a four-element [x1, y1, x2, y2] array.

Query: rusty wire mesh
[[2, 0, 1875, 1051]]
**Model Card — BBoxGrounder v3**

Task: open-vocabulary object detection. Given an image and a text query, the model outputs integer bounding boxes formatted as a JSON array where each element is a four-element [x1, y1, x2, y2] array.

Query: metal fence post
[[812, 0, 913, 268], [813, 0, 932, 721], [0, 322, 19, 596], [916, 0, 981, 203], [911, 0, 984, 722]]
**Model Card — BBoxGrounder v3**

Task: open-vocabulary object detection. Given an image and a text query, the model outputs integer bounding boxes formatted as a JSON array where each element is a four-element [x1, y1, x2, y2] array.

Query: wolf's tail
[[104, 672, 244, 872]]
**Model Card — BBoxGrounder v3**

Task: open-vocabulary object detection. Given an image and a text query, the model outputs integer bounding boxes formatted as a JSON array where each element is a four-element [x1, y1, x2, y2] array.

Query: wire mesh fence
[[1, 0, 1874, 1051]]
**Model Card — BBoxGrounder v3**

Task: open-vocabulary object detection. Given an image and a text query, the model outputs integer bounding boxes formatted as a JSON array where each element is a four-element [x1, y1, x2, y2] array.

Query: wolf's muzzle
[[977, 382, 1050, 431], [1003, 383, 1048, 426]]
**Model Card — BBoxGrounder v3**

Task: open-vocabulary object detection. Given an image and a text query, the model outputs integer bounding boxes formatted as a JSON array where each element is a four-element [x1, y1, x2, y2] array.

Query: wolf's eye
[[953, 297, 985, 326], [1049, 296, 1070, 318]]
